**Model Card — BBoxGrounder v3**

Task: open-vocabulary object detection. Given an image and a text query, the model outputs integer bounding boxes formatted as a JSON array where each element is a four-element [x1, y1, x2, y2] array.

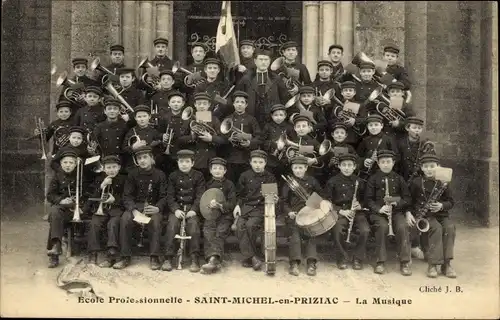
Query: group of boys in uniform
[[39, 35, 457, 279]]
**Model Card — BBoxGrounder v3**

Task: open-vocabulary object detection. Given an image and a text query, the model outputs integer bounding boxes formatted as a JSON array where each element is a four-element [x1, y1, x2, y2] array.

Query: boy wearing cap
[[122, 105, 162, 170], [185, 92, 225, 181], [85, 155, 127, 267], [50, 126, 91, 172], [222, 90, 262, 183], [288, 86, 328, 140], [106, 44, 126, 74], [312, 60, 336, 119], [114, 145, 167, 270], [194, 58, 230, 119], [323, 122, 358, 181], [381, 44, 411, 90], [200, 157, 237, 275], [149, 69, 177, 114], [356, 61, 380, 106], [328, 44, 345, 80], [236, 48, 289, 125], [408, 154, 456, 278], [329, 80, 367, 147], [261, 104, 293, 182], [326, 153, 369, 270], [364, 149, 412, 276], [150, 37, 173, 70], [73, 86, 106, 132], [379, 81, 416, 141], [93, 98, 129, 159], [234, 150, 277, 270], [282, 156, 323, 276], [33, 101, 73, 157], [45, 149, 82, 267], [238, 39, 256, 72], [69, 57, 100, 87], [116, 68, 145, 111], [187, 42, 208, 72], [287, 114, 323, 181], [163, 149, 205, 272], [279, 41, 312, 92], [356, 114, 396, 179]]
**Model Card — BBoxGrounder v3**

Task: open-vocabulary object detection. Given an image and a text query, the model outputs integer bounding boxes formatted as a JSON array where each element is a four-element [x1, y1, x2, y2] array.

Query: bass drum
[[295, 200, 338, 239]]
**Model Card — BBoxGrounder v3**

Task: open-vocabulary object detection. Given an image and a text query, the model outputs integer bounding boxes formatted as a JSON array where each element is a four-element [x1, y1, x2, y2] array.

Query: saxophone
[[415, 180, 449, 233]]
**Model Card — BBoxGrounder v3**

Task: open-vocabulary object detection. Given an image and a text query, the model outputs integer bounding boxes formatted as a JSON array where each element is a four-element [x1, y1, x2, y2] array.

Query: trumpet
[[220, 118, 252, 146], [172, 61, 205, 87], [69, 157, 84, 222], [34, 117, 47, 160], [56, 71, 86, 105], [163, 125, 174, 155], [137, 57, 160, 89]]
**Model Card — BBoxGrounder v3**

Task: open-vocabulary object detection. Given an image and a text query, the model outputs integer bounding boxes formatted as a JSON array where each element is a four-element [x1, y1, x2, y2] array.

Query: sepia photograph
[[1, 0, 498, 318]]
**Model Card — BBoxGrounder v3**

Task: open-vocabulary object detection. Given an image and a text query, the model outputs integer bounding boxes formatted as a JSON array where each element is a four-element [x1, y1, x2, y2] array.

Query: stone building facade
[[1, 1, 498, 226]]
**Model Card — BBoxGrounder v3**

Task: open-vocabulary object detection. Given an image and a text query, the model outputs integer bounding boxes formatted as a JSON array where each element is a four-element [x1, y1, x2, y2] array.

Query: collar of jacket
[[138, 167, 155, 176]]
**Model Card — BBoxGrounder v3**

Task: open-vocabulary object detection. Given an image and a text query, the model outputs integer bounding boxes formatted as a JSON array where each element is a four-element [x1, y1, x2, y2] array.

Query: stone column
[[404, 2, 428, 119], [337, 1, 354, 62], [174, 2, 190, 65], [303, 1, 320, 79], [139, 1, 154, 59], [156, 1, 174, 58], [478, 1, 499, 227], [321, 1, 337, 59], [122, 1, 138, 67]]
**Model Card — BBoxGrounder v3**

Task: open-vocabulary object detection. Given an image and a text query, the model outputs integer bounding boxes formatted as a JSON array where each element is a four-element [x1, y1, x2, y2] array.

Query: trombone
[[137, 57, 160, 89], [69, 157, 84, 222], [34, 117, 47, 160]]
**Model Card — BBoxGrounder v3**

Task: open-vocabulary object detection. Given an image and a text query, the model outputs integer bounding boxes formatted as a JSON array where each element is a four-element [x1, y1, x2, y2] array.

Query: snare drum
[[296, 200, 338, 238]]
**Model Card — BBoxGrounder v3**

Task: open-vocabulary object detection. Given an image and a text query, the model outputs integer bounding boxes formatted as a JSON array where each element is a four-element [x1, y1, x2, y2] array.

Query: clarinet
[[176, 205, 190, 270], [345, 180, 359, 243]]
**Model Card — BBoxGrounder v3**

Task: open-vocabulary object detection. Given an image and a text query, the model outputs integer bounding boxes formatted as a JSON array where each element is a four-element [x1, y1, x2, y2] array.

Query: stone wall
[[1, 0, 52, 213]]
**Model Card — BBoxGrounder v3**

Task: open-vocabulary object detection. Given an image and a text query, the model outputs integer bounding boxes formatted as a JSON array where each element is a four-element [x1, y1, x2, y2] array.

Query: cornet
[[183, 107, 216, 136], [376, 101, 406, 122], [220, 118, 252, 146], [34, 117, 47, 160], [88, 183, 112, 216], [333, 101, 367, 136], [163, 125, 174, 155], [137, 57, 160, 89]]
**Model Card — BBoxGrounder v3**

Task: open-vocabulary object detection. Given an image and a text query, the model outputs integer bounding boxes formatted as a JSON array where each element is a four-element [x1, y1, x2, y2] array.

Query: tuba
[[56, 71, 86, 105], [271, 57, 301, 94], [89, 57, 117, 86], [220, 118, 252, 146], [137, 57, 161, 89]]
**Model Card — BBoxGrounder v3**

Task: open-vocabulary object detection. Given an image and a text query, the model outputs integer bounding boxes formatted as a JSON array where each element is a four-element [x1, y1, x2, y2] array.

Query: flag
[[215, 1, 240, 71]]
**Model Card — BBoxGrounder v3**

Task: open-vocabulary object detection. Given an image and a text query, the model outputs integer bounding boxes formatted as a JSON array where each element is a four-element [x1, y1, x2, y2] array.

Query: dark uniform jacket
[[356, 132, 397, 165], [236, 169, 276, 216], [379, 102, 416, 138], [47, 170, 78, 206], [328, 98, 368, 145], [221, 112, 262, 164], [104, 62, 125, 76], [194, 79, 230, 119], [311, 78, 338, 119], [322, 140, 358, 178], [58, 75, 100, 113], [396, 135, 436, 182], [94, 119, 128, 157], [166, 169, 205, 214], [123, 167, 168, 213], [185, 115, 226, 169], [73, 104, 106, 133], [261, 121, 293, 168], [288, 102, 327, 139], [122, 125, 162, 156], [364, 170, 411, 215], [355, 79, 380, 112], [150, 55, 173, 70], [83, 173, 127, 216], [206, 177, 237, 215], [156, 110, 192, 159], [277, 61, 312, 85], [120, 85, 145, 110], [149, 88, 176, 116], [50, 144, 91, 172], [325, 173, 366, 211], [44, 119, 73, 154], [409, 176, 454, 218], [236, 70, 290, 124], [282, 174, 323, 214], [385, 64, 411, 90]]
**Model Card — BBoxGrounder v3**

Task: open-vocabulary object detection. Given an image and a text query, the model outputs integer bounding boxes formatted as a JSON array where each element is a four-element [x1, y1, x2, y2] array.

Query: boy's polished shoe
[[427, 265, 438, 278], [400, 262, 412, 276], [374, 262, 385, 274], [112, 257, 131, 269]]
